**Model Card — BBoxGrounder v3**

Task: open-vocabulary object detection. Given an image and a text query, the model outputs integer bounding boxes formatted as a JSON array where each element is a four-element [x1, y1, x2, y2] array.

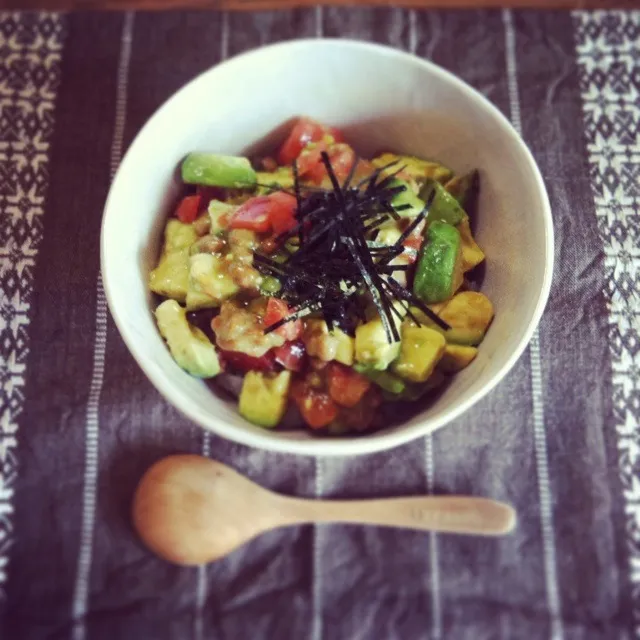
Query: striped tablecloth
[[0, 7, 638, 640]]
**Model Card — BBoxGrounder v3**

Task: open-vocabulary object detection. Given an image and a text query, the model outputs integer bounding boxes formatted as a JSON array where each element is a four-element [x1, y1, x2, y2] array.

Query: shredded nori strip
[[254, 152, 450, 340]]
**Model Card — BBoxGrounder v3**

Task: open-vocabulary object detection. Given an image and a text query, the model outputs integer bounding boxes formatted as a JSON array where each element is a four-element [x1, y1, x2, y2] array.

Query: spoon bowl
[[133, 455, 517, 566]]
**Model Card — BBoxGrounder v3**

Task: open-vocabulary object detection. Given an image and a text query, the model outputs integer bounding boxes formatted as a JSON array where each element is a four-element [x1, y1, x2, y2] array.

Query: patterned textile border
[[0, 12, 65, 594], [573, 8, 640, 636]]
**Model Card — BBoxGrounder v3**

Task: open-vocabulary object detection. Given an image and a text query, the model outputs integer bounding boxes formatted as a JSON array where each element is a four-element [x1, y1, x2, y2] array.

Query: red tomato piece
[[296, 141, 328, 182], [297, 143, 357, 186], [264, 298, 302, 341], [326, 362, 372, 408], [290, 381, 338, 429], [277, 118, 345, 165], [350, 159, 376, 186], [174, 195, 201, 224], [403, 234, 423, 251], [229, 196, 272, 233], [219, 349, 276, 373], [268, 192, 298, 235], [274, 341, 307, 372]]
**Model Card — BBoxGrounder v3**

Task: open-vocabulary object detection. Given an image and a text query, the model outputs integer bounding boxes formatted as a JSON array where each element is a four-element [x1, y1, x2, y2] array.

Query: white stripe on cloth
[[194, 13, 230, 639], [71, 12, 135, 640], [425, 434, 442, 639], [406, 13, 442, 636], [502, 9, 564, 640]]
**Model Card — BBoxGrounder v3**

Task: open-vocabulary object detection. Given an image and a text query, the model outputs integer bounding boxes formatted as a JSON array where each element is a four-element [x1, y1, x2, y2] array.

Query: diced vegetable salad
[[150, 118, 493, 434]]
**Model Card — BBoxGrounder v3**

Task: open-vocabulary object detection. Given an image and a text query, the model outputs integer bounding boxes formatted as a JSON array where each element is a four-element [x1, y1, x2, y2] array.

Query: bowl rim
[[101, 38, 554, 457]]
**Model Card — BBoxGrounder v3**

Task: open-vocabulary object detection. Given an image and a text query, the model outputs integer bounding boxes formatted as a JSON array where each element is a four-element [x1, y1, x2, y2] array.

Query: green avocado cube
[[256, 167, 294, 193], [413, 221, 463, 304], [186, 253, 239, 310], [392, 324, 446, 383], [438, 344, 478, 373], [208, 200, 236, 234], [355, 317, 401, 371], [239, 371, 291, 428], [155, 300, 220, 378], [353, 364, 406, 394], [421, 180, 467, 227], [182, 153, 257, 189], [389, 178, 426, 218], [149, 219, 198, 303]]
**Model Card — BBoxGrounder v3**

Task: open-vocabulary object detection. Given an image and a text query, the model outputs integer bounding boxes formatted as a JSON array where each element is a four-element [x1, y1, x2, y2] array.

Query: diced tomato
[[268, 192, 298, 235], [274, 341, 307, 372], [229, 196, 272, 233], [401, 219, 426, 261], [174, 195, 201, 224], [219, 349, 276, 373], [298, 143, 357, 185], [403, 234, 423, 251], [229, 193, 297, 235], [277, 118, 345, 165], [290, 381, 338, 429], [350, 159, 376, 186], [326, 362, 371, 408], [264, 298, 302, 341], [296, 141, 329, 181]]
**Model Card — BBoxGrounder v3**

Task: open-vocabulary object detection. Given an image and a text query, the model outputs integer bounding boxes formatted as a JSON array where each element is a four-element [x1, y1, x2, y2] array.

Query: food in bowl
[[149, 117, 494, 434]]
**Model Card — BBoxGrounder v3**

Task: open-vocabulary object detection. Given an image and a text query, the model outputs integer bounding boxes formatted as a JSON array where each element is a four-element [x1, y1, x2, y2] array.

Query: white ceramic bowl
[[101, 39, 553, 457]]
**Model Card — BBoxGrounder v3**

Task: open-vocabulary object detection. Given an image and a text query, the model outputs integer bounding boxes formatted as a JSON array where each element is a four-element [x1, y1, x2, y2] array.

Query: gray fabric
[[0, 7, 637, 640]]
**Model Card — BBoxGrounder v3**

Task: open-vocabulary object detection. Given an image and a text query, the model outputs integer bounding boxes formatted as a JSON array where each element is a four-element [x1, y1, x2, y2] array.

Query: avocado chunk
[[372, 153, 453, 185], [182, 153, 257, 189], [302, 319, 355, 366], [259, 275, 282, 295], [186, 253, 239, 310], [444, 170, 479, 211], [208, 200, 236, 234], [439, 292, 494, 344], [389, 178, 426, 218], [413, 221, 463, 304], [421, 180, 467, 227], [438, 344, 478, 373], [375, 222, 402, 247], [354, 364, 406, 394], [355, 317, 401, 371], [149, 219, 198, 303], [155, 299, 220, 378], [239, 371, 291, 428], [407, 305, 485, 346], [256, 167, 294, 193], [457, 217, 485, 272], [392, 324, 446, 383], [383, 370, 446, 401]]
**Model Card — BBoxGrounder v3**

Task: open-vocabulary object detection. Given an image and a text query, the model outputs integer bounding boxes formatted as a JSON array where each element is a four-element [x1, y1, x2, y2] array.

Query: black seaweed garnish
[[254, 153, 450, 341]]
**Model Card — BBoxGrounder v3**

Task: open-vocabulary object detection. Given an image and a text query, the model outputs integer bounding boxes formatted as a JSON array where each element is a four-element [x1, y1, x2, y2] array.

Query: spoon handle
[[284, 495, 516, 536]]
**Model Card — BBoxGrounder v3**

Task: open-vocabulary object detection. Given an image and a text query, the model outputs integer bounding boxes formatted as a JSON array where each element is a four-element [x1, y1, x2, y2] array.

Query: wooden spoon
[[132, 455, 516, 566]]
